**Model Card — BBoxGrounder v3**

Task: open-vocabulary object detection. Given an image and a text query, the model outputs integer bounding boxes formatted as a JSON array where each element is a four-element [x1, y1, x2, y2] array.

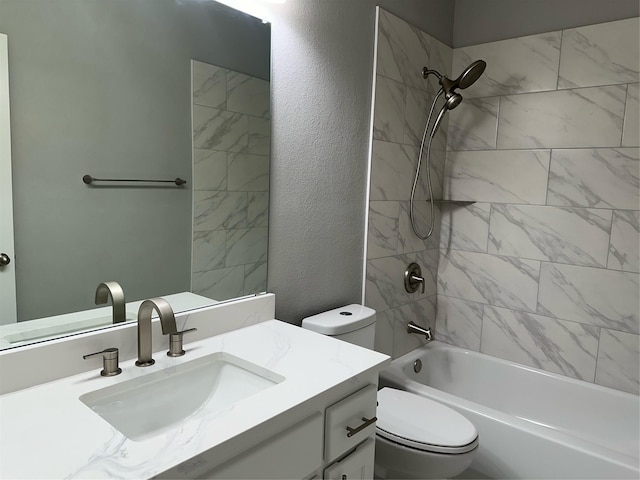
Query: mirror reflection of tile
[[191, 60, 270, 301]]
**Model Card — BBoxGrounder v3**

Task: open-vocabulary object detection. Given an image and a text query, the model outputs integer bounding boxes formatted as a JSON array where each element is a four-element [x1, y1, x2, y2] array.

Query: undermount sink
[[79, 352, 284, 441]]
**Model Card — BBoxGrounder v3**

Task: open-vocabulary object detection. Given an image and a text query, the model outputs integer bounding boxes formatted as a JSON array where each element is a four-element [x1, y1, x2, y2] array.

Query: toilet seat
[[376, 387, 478, 455]]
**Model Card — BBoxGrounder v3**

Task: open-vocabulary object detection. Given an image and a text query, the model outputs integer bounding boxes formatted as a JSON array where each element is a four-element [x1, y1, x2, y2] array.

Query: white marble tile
[[429, 36, 453, 83], [192, 230, 226, 273], [225, 227, 268, 266], [192, 60, 226, 109], [558, 18, 640, 89], [244, 262, 267, 295], [227, 152, 269, 191], [376, 8, 430, 91], [538, 262, 639, 333], [440, 202, 490, 253], [447, 96, 499, 150], [392, 297, 437, 358], [192, 266, 245, 301], [193, 191, 247, 231], [193, 148, 226, 191], [481, 306, 599, 381], [193, 105, 248, 152], [488, 205, 612, 267], [435, 295, 483, 351], [373, 308, 395, 357], [595, 329, 640, 395], [247, 191, 269, 228], [366, 251, 438, 312], [397, 201, 441, 253], [548, 148, 639, 210], [623, 83, 639, 147], [453, 31, 561, 98], [497, 86, 627, 149], [404, 85, 434, 147], [374, 75, 407, 143], [438, 250, 540, 312], [366, 256, 412, 312], [248, 116, 271, 156], [444, 149, 550, 204], [368, 201, 400, 259], [608, 210, 640, 273], [227, 71, 270, 118], [370, 140, 418, 201]]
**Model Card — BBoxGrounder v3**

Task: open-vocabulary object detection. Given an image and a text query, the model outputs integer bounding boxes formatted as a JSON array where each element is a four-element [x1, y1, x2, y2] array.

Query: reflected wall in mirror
[[0, 0, 270, 349]]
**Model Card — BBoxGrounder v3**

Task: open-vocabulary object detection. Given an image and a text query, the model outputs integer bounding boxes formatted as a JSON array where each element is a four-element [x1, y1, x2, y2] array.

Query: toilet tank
[[301, 304, 376, 349]]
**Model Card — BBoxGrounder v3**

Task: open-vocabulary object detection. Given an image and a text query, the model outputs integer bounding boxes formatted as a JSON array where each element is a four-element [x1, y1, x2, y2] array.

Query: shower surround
[[366, 11, 639, 395], [440, 17, 639, 395]]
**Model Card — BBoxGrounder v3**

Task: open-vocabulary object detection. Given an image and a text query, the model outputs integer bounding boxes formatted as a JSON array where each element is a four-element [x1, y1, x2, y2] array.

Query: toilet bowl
[[301, 305, 478, 479], [375, 387, 478, 479]]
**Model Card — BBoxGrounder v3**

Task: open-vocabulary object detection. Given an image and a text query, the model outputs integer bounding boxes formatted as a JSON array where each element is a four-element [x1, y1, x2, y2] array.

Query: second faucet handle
[[83, 347, 122, 376], [167, 328, 198, 357]]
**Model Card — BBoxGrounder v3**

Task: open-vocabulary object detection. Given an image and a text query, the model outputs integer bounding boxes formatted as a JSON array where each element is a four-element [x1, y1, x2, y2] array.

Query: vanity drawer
[[324, 384, 377, 462]]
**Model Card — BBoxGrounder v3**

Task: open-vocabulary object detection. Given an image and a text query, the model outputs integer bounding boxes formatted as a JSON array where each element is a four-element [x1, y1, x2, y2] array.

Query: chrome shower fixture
[[409, 59, 487, 240]]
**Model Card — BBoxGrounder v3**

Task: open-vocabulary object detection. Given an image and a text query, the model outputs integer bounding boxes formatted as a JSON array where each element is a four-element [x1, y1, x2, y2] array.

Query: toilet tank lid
[[301, 304, 376, 335]]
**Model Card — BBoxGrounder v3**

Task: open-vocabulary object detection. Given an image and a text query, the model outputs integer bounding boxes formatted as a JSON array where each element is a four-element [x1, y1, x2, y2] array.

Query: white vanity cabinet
[[165, 384, 380, 480]]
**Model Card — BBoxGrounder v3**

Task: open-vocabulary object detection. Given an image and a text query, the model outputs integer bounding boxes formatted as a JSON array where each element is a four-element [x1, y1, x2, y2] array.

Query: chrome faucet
[[135, 297, 177, 367], [407, 321, 433, 341], [95, 281, 126, 324]]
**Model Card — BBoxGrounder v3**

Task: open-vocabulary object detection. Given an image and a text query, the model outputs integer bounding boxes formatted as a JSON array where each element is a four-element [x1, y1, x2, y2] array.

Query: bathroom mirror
[[0, 0, 270, 349]]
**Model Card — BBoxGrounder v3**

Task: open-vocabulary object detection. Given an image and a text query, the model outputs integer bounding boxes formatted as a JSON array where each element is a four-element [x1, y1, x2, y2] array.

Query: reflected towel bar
[[83, 175, 187, 186]]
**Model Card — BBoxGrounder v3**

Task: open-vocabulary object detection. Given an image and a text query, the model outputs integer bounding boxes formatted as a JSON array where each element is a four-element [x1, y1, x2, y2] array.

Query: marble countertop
[[0, 319, 389, 479]]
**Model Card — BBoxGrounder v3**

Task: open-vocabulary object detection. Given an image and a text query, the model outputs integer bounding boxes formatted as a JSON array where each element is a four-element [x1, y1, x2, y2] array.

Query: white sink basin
[[80, 352, 284, 441]]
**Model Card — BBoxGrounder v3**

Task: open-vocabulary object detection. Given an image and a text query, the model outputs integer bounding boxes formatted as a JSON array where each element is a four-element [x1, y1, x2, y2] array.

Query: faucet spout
[[407, 321, 433, 341], [136, 297, 177, 367], [95, 281, 126, 324]]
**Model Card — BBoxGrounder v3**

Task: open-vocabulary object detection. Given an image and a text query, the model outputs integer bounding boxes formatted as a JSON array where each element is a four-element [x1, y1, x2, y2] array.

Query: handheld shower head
[[455, 59, 486, 89]]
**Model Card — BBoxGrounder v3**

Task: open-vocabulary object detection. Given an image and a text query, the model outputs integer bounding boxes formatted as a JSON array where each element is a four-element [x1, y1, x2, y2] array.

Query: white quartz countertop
[[0, 319, 389, 479]]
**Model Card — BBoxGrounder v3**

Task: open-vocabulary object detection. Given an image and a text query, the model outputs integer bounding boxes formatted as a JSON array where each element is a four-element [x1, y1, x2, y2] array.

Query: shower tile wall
[[366, 8, 452, 359], [191, 60, 270, 301], [439, 18, 639, 394]]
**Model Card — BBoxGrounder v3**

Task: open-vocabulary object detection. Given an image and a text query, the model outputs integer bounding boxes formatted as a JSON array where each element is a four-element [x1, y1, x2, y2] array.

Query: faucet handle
[[83, 347, 122, 376], [167, 328, 197, 357]]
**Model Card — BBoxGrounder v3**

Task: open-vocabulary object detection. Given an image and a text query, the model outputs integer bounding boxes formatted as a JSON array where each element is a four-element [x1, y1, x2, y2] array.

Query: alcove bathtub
[[378, 341, 639, 479]]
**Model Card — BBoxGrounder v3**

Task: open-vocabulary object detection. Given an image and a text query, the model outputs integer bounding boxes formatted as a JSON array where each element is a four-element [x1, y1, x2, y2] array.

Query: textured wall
[[365, 8, 452, 359], [438, 18, 639, 394], [267, 0, 454, 324], [453, 0, 639, 47]]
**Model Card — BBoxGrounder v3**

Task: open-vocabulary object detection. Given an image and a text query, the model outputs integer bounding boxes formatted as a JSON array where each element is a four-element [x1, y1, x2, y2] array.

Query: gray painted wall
[[0, 0, 269, 320], [453, 0, 640, 47]]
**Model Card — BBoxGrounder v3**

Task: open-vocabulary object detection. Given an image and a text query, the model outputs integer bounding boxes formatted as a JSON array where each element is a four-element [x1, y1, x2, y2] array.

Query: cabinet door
[[324, 438, 375, 480], [324, 384, 377, 462], [205, 413, 323, 479]]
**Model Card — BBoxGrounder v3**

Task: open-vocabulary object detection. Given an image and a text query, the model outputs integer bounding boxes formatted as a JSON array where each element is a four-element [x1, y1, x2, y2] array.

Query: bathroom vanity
[[0, 295, 389, 479]]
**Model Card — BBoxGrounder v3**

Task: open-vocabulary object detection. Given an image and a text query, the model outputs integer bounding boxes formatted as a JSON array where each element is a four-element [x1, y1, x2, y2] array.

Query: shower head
[[421, 59, 487, 132], [422, 59, 487, 109]]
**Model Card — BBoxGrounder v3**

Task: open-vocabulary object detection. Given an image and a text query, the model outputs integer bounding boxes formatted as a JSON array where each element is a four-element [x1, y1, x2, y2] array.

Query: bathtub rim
[[379, 341, 640, 474]]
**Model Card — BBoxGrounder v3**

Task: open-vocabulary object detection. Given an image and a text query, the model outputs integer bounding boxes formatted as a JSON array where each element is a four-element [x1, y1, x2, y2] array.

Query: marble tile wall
[[366, 8, 452, 359], [439, 17, 639, 394], [191, 60, 270, 301]]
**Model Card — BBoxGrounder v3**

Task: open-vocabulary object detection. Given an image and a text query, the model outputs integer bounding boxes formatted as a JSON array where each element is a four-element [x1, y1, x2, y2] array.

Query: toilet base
[[375, 434, 477, 479]]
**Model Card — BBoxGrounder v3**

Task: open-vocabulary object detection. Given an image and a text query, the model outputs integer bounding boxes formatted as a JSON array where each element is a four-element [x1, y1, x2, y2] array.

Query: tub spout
[[407, 321, 432, 341]]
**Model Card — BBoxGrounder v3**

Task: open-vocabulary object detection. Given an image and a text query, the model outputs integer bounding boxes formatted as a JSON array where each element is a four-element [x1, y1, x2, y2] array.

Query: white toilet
[[302, 304, 478, 480]]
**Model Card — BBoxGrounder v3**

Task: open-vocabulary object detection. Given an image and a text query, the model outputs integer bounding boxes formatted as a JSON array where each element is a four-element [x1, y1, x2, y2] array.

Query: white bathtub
[[379, 341, 640, 479]]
